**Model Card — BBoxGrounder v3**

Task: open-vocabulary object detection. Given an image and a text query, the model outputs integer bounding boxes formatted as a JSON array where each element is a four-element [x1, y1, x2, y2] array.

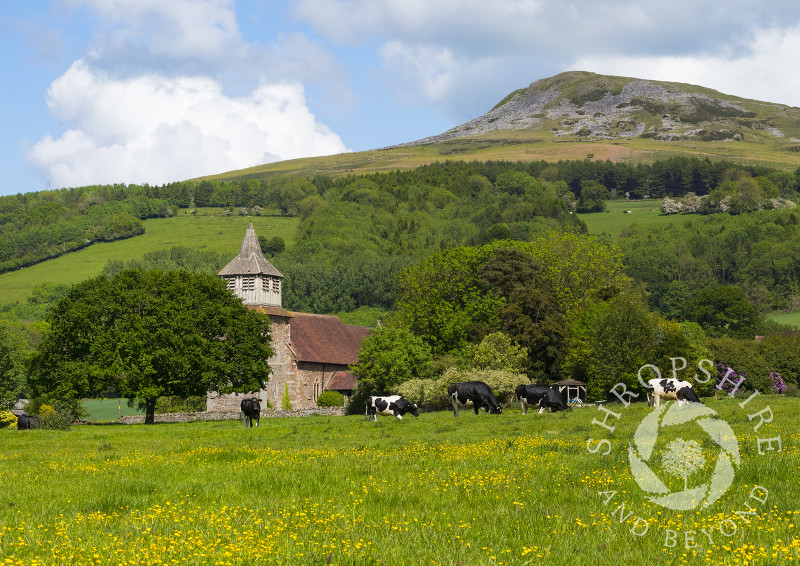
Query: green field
[[578, 199, 683, 238], [768, 311, 800, 329], [81, 399, 145, 421], [1, 396, 797, 565], [0, 213, 299, 305]]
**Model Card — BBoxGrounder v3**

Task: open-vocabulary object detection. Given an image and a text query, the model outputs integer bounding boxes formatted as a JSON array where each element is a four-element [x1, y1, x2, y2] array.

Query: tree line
[[4, 156, 799, 274], [3, 156, 800, 418], [351, 234, 800, 411]]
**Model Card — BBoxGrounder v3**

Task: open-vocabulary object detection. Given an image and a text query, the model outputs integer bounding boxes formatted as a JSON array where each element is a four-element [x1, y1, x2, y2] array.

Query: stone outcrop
[[389, 71, 792, 147]]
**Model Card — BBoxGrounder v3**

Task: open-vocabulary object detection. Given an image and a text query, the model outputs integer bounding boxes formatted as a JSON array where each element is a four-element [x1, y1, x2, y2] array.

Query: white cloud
[[62, 0, 241, 62], [296, 0, 800, 120], [28, 61, 349, 188]]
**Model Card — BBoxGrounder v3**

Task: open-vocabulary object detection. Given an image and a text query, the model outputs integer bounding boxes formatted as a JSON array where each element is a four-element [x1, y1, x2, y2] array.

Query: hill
[[0, 213, 297, 305], [1, 72, 799, 325], [199, 71, 800, 184], [406, 71, 800, 145]]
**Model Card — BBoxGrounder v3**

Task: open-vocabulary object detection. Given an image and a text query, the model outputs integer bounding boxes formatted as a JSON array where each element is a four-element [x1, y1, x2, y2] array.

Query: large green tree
[[477, 247, 567, 381], [0, 326, 26, 410], [351, 326, 432, 397], [682, 284, 761, 338], [565, 288, 697, 401], [29, 269, 274, 423]]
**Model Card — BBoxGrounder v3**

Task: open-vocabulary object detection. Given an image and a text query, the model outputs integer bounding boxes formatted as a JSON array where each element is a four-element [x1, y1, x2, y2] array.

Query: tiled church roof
[[218, 220, 283, 277], [248, 304, 293, 317], [326, 371, 357, 391], [289, 312, 371, 365]]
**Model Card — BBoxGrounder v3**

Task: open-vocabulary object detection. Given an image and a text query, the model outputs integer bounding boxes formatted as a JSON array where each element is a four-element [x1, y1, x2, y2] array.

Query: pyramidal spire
[[218, 220, 283, 277], [239, 219, 262, 260]]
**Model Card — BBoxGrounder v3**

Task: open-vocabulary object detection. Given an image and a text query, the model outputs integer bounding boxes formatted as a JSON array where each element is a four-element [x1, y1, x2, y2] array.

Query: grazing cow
[[447, 381, 502, 417], [16, 413, 39, 430], [365, 396, 419, 421], [240, 397, 261, 428], [648, 378, 702, 408], [515, 384, 571, 414]]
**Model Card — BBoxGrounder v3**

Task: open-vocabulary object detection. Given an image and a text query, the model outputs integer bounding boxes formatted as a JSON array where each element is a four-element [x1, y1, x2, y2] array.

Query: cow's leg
[[255, 415, 259, 428], [450, 394, 460, 417], [474, 403, 481, 415], [520, 399, 528, 415], [653, 395, 660, 408], [394, 412, 403, 420]]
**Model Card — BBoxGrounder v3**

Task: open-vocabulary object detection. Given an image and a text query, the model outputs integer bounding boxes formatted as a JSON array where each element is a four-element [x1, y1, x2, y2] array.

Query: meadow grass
[[81, 399, 144, 421], [1, 395, 797, 565], [577, 199, 683, 239], [0, 213, 299, 305], [767, 311, 800, 329]]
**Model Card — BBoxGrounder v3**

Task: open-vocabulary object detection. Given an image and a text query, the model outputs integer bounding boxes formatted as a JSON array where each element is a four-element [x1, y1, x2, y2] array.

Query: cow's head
[[409, 402, 419, 417], [491, 405, 503, 415]]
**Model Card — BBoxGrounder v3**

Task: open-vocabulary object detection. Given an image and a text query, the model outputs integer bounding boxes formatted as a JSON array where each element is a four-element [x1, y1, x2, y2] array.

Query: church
[[206, 221, 371, 411]]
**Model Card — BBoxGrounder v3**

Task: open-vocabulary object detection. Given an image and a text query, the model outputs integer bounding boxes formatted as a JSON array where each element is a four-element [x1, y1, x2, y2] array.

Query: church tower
[[208, 219, 368, 414], [218, 220, 284, 307]]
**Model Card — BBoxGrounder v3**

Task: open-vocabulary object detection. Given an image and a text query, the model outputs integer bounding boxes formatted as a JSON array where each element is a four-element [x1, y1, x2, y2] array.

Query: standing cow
[[240, 397, 261, 428], [16, 413, 39, 430], [447, 381, 503, 416], [365, 396, 419, 421], [647, 378, 702, 407], [515, 384, 571, 414]]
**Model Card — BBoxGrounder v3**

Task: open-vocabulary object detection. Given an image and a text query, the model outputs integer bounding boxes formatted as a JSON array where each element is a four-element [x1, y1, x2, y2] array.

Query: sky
[[3, 1, 800, 197]]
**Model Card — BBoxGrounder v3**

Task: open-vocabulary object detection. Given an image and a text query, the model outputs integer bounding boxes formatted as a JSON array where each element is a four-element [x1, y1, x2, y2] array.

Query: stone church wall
[[207, 314, 340, 412]]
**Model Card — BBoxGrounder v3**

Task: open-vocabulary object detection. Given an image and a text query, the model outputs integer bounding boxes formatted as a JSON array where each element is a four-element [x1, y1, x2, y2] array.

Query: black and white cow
[[16, 413, 39, 430], [515, 384, 571, 414], [447, 381, 503, 416], [365, 396, 419, 421], [240, 397, 261, 428], [647, 378, 702, 408]]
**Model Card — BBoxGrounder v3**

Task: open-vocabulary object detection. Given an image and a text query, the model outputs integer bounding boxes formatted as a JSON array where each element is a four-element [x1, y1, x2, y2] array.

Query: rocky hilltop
[[402, 71, 800, 146]]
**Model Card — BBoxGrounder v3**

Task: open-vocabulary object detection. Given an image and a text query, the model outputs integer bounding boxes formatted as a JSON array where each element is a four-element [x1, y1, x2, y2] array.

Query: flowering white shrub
[[660, 197, 683, 214], [394, 367, 527, 405], [683, 192, 703, 213]]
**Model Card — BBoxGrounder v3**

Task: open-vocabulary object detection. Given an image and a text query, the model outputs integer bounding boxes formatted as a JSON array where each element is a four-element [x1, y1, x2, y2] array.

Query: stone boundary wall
[[116, 406, 345, 424]]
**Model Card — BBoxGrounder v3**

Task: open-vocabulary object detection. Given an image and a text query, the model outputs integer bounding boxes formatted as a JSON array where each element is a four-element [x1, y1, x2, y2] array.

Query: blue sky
[[3, 1, 800, 197]]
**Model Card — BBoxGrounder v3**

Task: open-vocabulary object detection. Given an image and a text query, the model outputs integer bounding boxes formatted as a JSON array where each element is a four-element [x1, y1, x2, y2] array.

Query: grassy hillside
[[197, 135, 800, 186], [0, 212, 298, 305], [197, 72, 800, 186]]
